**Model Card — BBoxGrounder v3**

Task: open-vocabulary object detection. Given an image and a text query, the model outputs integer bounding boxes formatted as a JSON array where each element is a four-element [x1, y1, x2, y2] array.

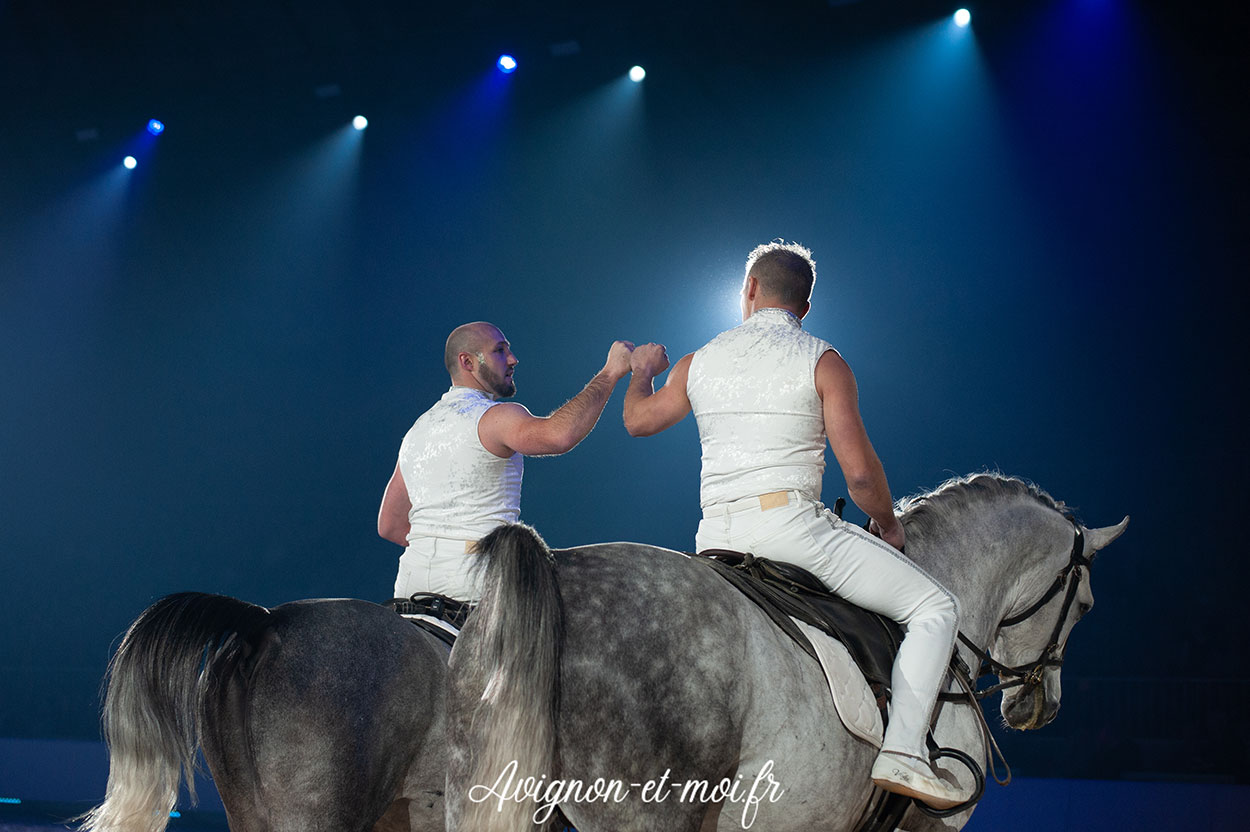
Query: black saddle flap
[[698, 550, 903, 688]]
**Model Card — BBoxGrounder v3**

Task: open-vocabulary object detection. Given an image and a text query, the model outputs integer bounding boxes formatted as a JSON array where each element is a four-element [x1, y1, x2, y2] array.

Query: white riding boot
[[870, 750, 972, 810]]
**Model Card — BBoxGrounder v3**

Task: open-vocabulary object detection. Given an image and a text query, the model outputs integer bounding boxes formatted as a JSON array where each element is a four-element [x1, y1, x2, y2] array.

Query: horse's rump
[[86, 594, 452, 832], [83, 592, 273, 832]]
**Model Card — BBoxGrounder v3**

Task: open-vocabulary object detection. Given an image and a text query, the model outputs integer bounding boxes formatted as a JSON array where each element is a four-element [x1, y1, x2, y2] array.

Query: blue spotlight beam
[[497, 54, 517, 74], [147, 119, 165, 135]]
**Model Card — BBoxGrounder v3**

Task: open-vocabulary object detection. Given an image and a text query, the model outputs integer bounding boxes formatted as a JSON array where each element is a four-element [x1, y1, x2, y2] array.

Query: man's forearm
[[377, 510, 411, 547], [380, 526, 410, 547], [847, 466, 899, 531], [545, 370, 621, 452], [623, 371, 657, 428]]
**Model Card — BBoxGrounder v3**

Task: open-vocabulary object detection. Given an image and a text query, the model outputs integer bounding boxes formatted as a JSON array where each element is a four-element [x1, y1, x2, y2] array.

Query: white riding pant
[[394, 535, 483, 603], [696, 492, 959, 760]]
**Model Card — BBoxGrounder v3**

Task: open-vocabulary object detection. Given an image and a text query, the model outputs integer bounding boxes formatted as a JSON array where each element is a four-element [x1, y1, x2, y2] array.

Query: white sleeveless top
[[687, 307, 832, 508], [397, 386, 523, 540]]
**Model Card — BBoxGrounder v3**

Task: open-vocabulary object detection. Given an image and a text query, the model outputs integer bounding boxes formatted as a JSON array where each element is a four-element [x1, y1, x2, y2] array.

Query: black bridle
[[917, 517, 1093, 810], [957, 519, 1091, 700]]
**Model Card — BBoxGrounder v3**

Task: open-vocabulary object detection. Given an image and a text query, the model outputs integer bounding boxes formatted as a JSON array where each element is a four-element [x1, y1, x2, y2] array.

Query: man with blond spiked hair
[[623, 241, 969, 810]]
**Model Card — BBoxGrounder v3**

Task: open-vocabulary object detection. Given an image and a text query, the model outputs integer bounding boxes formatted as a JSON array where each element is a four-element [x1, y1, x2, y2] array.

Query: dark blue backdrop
[[1, 0, 1245, 783]]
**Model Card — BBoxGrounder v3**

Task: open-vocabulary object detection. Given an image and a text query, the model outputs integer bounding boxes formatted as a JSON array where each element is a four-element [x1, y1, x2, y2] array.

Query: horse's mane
[[896, 472, 1070, 538]]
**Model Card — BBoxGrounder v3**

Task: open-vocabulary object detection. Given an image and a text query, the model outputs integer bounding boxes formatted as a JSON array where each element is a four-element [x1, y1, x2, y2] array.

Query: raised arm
[[814, 349, 905, 551], [623, 344, 693, 437], [377, 460, 413, 547], [477, 340, 634, 457]]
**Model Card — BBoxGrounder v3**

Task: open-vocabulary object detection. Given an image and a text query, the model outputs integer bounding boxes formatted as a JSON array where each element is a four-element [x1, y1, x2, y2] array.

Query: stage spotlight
[[123, 156, 137, 169], [352, 115, 368, 130], [954, 8, 971, 26], [629, 65, 646, 82], [147, 119, 165, 135], [497, 54, 517, 74]]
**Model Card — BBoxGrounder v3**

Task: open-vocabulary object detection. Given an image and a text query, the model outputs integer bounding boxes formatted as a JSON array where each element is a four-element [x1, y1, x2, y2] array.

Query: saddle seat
[[697, 550, 903, 708]]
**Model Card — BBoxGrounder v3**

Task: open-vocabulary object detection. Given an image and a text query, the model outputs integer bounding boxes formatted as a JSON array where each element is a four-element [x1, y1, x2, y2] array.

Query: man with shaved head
[[623, 241, 968, 809], [378, 322, 633, 602]]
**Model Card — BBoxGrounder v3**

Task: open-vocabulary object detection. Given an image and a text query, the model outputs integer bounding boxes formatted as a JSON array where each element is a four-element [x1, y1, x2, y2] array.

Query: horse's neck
[[904, 496, 1070, 651]]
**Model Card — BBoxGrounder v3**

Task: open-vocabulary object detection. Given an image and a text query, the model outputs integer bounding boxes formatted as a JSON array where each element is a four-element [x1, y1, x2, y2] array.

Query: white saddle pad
[[791, 618, 883, 747], [402, 613, 461, 638]]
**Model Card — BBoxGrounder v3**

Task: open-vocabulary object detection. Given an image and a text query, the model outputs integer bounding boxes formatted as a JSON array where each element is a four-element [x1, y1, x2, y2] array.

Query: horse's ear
[[1086, 516, 1129, 552]]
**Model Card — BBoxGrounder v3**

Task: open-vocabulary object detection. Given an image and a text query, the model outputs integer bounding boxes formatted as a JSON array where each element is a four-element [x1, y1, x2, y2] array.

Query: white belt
[[702, 490, 802, 517], [406, 536, 479, 554]]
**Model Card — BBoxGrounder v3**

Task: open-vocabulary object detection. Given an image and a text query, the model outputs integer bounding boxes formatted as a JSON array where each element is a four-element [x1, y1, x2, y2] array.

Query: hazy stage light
[[497, 54, 517, 73], [123, 156, 137, 169], [352, 115, 368, 130], [954, 8, 971, 26], [146, 119, 165, 135], [629, 65, 646, 82]]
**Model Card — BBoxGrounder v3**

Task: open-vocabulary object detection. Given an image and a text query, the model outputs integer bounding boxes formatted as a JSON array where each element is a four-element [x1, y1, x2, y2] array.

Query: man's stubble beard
[[478, 361, 516, 398]]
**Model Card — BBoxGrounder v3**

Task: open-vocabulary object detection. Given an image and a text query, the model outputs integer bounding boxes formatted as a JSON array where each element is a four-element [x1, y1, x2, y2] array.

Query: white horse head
[[992, 516, 1129, 730]]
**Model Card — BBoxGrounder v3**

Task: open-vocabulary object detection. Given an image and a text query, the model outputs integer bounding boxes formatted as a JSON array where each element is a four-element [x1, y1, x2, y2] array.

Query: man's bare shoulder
[[477, 401, 534, 458], [815, 348, 856, 395], [487, 400, 534, 415], [479, 401, 536, 427], [817, 346, 852, 370]]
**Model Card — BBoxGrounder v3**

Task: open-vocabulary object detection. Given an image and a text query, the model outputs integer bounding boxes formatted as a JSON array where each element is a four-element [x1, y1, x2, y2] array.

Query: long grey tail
[[80, 592, 271, 832], [461, 523, 564, 832]]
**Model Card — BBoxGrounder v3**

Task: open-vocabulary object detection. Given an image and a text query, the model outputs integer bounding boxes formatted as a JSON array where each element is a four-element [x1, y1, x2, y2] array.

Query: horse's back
[[206, 598, 450, 832]]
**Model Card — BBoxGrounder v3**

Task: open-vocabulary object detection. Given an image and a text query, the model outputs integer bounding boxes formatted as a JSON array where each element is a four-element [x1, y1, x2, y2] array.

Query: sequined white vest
[[398, 386, 523, 540], [687, 307, 832, 508]]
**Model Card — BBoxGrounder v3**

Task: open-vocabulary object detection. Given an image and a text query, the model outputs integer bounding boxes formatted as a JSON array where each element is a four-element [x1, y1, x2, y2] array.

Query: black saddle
[[384, 593, 474, 648], [698, 550, 903, 698]]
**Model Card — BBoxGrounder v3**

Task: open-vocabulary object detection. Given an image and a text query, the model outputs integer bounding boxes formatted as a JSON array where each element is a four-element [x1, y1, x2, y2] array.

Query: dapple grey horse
[[445, 474, 1129, 832], [82, 593, 449, 832]]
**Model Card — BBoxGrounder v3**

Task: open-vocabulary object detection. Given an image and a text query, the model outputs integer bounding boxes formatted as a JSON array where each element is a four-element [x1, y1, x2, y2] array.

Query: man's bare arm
[[815, 349, 905, 550], [623, 345, 693, 437], [479, 340, 634, 457], [377, 461, 412, 546]]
